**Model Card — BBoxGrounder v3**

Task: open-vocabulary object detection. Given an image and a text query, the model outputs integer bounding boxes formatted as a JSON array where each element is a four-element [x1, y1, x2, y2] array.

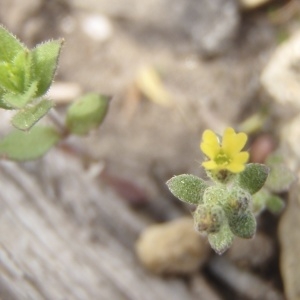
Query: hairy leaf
[[12, 99, 54, 131], [0, 126, 60, 161], [167, 174, 209, 205], [66, 93, 109, 135], [236, 163, 269, 195], [0, 25, 26, 63], [31, 39, 63, 97]]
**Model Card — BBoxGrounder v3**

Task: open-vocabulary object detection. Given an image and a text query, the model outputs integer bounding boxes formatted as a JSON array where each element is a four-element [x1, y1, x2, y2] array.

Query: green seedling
[[0, 25, 109, 161], [167, 127, 286, 254]]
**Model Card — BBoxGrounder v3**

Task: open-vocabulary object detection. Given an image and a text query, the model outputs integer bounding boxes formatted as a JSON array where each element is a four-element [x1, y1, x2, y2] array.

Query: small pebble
[[239, 0, 273, 10], [80, 14, 113, 42], [135, 217, 210, 274], [47, 82, 82, 104]]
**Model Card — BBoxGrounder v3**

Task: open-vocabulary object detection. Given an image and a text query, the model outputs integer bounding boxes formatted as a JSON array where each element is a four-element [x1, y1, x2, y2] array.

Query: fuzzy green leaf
[[12, 99, 54, 131], [194, 204, 225, 233], [208, 222, 234, 255], [3, 81, 38, 108], [0, 126, 60, 161], [66, 93, 109, 135], [31, 39, 63, 97], [265, 164, 296, 193], [167, 174, 209, 205], [0, 49, 31, 93], [266, 195, 285, 214], [0, 26, 26, 63], [228, 211, 256, 239], [203, 185, 229, 206], [0, 88, 13, 109], [252, 188, 269, 215], [236, 163, 269, 195]]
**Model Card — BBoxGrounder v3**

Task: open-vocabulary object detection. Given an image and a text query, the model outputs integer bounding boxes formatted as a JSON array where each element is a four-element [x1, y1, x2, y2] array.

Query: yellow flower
[[200, 127, 249, 173]]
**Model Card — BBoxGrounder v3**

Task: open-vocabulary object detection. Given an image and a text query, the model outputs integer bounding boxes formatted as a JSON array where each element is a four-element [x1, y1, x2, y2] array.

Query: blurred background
[[0, 0, 299, 299]]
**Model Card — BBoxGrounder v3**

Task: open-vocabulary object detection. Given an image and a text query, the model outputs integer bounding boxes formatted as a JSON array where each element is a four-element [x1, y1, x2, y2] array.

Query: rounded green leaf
[[166, 174, 209, 205], [194, 204, 225, 233], [252, 188, 268, 215], [66, 93, 109, 135], [236, 163, 270, 195], [12, 99, 54, 131], [208, 222, 234, 255], [266, 195, 285, 214], [228, 211, 256, 239], [265, 164, 296, 193], [0, 126, 61, 161]]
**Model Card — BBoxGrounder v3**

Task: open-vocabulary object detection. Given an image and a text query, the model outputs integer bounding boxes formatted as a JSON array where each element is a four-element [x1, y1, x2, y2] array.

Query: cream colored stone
[[261, 31, 300, 110], [135, 217, 210, 274], [239, 0, 272, 10]]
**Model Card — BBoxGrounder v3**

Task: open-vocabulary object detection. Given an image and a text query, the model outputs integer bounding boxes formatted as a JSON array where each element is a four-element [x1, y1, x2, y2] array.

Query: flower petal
[[232, 151, 249, 164], [226, 163, 245, 173], [200, 143, 218, 159], [222, 128, 247, 155], [202, 160, 218, 170], [200, 130, 220, 158]]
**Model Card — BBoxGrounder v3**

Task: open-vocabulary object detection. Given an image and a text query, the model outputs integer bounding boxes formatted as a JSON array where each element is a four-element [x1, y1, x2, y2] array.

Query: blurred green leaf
[[208, 222, 234, 255], [31, 39, 63, 97], [12, 99, 54, 131], [0, 25, 26, 63], [252, 188, 268, 215], [3, 81, 38, 108], [228, 211, 256, 239], [167, 174, 209, 205], [0, 126, 60, 161], [265, 164, 296, 193], [0, 49, 31, 93], [235, 163, 269, 195], [66, 93, 109, 135], [266, 195, 285, 214]]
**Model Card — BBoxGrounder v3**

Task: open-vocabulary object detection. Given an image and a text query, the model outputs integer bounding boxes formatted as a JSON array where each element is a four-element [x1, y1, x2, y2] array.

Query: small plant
[[0, 25, 109, 161], [166, 127, 293, 254]]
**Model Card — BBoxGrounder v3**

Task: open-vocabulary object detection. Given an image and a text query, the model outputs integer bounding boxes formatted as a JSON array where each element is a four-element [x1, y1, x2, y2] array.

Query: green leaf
[[0, 88, 14, 109], [166, 174, 209, 204], [208, 222, 234, 255], [266, 195, 285, 214], [203, 185, 229, 206], [0, 49, 31, 93], [228, 211, 256, 239], [194, 204, 225, 233], [0, 126, 60, 161], [11, 99, 54, 131], [3, 81, 38, 108], [30, 39, 63, 97], [252, 188, 269, 215], [66, 93, 109, 135], [265, 164, 296, 193], [235, 163, 269, 195], [0, 25, 26, 63]]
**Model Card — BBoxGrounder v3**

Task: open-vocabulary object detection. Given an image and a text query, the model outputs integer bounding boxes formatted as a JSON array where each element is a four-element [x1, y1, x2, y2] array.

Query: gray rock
[[279, 183, 300, 300], [71, 0, 240, 56], [261, 31, 300, 111]]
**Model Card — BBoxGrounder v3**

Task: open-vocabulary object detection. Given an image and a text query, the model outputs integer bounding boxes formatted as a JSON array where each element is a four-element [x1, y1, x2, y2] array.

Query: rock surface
[[71, 0, 239, 56], [135, 218, 210, 274], [261, 30, 300, 112]]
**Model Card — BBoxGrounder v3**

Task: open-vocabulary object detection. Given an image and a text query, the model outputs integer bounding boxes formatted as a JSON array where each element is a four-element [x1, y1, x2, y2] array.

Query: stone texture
[[261, 31, 300, 111], [71, 0, 239, 56], [227, 233, 274, 268], [135, 217, 210, 274], [279, 183, 300, 300]]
